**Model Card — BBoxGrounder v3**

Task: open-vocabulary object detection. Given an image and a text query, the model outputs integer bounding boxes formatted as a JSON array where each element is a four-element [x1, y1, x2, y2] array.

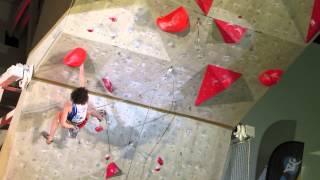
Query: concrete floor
[[0, 0, 313, 179]]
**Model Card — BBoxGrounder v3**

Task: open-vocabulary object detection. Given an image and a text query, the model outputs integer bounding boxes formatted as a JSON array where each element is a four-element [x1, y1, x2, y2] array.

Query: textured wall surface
[[4, 80, 230, 180], [34, 0, 306, 127], [210, 0, 315, 44], [0, 0, 316, 179], [281, 0, 314, 39]]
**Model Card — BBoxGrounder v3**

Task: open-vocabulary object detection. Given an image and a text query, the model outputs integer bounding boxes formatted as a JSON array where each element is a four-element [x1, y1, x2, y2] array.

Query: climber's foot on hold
[[69, 127, 79, 138], [41, 131, 53, 145]]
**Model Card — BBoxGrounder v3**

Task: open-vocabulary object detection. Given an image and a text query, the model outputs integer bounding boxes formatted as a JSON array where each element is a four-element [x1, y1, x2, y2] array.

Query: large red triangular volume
[[195, 65, 242, 106], [214, 19, 247, 43], [195, 0, 214, 15], [156, 6, 190, 33], [105, 162, 122, 179], [305, 0, 320, 42]]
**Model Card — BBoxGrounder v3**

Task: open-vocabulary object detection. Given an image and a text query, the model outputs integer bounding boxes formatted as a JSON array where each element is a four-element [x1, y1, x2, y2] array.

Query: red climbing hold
[[195, 65, 242, 106], [63, 48, 87, 67], [109, 16, 117, 22], [157, 157, 164, 166], [105, 154, 110, 161], [95, 125, 104, 132], [259, 69, 284, 87], [214, 19, 247, 43], [105, 162, 122, 179], [87, 28, 94, 32], [77, 118, 88, 129], [102, 77, 113, 93], [305, 0, 320, 42], [153, 167, 161, 172], [156, 6, 190, 33], [195, 0, 214, 15]]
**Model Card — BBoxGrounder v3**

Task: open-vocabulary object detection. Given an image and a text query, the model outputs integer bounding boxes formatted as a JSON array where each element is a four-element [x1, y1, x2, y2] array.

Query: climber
[[43, 64, 106, 144]]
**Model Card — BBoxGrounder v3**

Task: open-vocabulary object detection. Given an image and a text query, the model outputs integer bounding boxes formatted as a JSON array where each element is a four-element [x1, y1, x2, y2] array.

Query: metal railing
[[0, 63, 32, 126], [222, 124, 255, 180]]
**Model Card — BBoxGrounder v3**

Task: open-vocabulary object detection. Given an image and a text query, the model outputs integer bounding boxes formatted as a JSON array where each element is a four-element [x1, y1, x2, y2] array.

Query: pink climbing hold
[[305, 0, 320, 42], [109, 16, 117, 22], [195, 0, 214, 15], [157, 157, 164, 166], [156, 6, 190, 33], [105, 162, 122, 179], [95, 125, 104, 132], [63, 48, 87, 67], [259, 69, 284, 87], [153, 167, 161, 172], [102, 77, 113, 93], [105, 154, 110, 161], [214, 19, 247, 43], [195, 65, 242, 106]]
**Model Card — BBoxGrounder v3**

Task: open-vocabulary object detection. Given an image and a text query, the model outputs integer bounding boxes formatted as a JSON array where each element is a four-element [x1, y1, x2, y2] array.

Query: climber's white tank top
[[67, 103, 88, 124]]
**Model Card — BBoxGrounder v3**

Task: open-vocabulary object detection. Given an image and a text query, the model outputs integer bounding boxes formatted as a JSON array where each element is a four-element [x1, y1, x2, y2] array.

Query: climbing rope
[[138, 67, 177, 179], [125, 66, 176, 180]]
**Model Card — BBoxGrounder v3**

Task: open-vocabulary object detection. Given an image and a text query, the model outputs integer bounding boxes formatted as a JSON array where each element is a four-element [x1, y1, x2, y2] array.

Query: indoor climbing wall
[[32, 0, 307, 127], [210, 0, 316, 43], [0, 0, 316, 179], [4, 80, 230, 179]]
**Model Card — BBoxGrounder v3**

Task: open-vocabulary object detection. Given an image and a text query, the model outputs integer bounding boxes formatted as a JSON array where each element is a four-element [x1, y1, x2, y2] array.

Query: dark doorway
[[256, 120, 297, 179]]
